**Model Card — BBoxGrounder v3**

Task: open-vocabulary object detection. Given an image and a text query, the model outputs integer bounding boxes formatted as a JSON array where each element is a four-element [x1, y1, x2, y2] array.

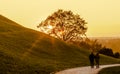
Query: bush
[[99, 48, 114, 57], [114, 52, 120, 58]]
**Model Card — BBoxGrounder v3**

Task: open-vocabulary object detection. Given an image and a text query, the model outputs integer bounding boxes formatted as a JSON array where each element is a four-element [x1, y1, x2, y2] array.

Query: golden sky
[[0, 0, 120, 37]]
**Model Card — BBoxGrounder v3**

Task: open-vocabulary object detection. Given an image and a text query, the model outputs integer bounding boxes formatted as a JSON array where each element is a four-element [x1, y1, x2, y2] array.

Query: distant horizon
[[1, 0, 120, 37]]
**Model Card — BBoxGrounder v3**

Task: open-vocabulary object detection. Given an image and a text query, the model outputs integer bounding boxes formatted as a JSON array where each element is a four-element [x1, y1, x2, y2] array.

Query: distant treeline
[[72, 38, 120, 59], [99, 47, 120, 58]]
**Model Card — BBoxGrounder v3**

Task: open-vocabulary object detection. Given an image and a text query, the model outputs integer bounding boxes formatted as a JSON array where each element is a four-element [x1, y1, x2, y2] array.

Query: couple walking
[[89, 52, 100, 68]]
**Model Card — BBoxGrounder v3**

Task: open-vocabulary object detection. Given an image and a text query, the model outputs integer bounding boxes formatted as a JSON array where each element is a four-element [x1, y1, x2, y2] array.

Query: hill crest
[[0, 15, 120, 74]]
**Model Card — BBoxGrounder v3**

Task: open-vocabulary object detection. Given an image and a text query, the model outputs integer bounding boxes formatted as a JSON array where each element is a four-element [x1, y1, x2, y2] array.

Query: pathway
[[55, 64, 120, 74]]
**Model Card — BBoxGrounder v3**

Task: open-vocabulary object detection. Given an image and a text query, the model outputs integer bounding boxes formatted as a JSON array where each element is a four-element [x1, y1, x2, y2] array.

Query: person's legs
[[96, 60, 99, 68], [97, 61, 99, 68], [90, 61, 94, 68]]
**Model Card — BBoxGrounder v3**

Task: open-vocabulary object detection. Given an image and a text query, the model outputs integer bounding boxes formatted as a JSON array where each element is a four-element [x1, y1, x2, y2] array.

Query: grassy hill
[[0, 15, 120, 74], [99, 66, 120, 74]]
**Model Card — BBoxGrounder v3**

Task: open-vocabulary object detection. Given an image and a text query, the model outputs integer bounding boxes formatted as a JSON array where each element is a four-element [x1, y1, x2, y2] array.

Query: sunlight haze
[[0, 0, 120, 37]]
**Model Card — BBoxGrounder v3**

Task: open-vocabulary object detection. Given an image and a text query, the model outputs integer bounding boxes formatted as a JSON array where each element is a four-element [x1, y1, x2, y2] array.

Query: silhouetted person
[[95, 52, 100, 68], [89, 52, 95, 68]]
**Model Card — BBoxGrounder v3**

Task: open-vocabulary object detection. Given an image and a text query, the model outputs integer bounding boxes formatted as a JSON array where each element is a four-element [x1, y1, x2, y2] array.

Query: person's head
[[90, 52, 94, 55]]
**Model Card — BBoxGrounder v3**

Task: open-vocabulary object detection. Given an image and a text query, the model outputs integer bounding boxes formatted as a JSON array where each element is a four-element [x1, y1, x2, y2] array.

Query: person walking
[[95, 52, 100, 68], [89, 52, 95, 68]]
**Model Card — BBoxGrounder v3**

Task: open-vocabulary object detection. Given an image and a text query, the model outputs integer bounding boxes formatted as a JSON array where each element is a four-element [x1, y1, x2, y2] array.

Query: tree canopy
[[37, 9, 87, 42]]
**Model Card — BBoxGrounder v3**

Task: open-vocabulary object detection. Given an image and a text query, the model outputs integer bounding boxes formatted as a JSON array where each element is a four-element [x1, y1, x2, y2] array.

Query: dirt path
[[55, 64, 120, 74]]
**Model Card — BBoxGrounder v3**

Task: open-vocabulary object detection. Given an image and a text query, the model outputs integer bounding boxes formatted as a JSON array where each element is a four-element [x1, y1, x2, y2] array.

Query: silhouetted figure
[[95, 53, 100, 68], [89, 52, 95, 68]]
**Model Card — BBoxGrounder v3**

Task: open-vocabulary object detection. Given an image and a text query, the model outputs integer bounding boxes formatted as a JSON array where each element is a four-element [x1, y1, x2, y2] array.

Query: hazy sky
[[0, 0, 120, 37]]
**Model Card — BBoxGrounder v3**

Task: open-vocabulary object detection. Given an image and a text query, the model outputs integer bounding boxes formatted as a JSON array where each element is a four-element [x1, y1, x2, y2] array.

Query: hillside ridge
[[0, 15, 120, 74]]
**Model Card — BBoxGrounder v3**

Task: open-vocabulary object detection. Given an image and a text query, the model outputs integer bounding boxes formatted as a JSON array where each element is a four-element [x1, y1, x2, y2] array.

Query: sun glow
[[1, 0, 120, 37], [47, 25, 53, 29], [39, 25, 54, 34]]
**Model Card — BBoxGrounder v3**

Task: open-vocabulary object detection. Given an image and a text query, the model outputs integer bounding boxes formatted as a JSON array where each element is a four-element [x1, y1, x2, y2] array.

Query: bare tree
[[37, 9, 87, 42]]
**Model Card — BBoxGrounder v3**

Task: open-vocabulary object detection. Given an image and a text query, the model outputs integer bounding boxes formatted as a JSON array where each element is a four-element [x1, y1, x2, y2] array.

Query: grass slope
[[0, 15, 120, 74], [98, 66, 120, 74]]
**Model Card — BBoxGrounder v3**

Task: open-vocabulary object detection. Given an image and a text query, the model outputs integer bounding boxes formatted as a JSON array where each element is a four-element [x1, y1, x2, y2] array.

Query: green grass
[[0, 15, 120, 74], [98, 66, 120, 74]]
